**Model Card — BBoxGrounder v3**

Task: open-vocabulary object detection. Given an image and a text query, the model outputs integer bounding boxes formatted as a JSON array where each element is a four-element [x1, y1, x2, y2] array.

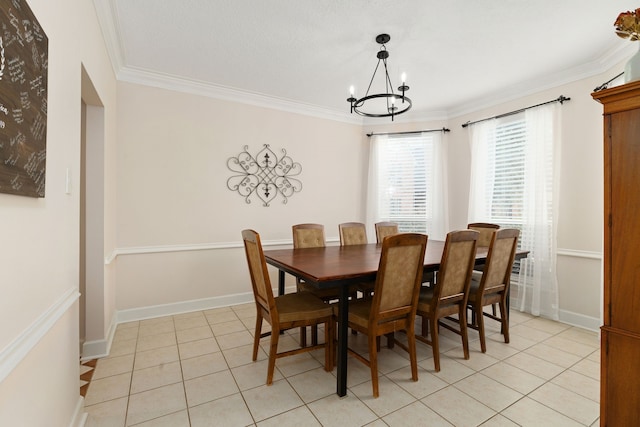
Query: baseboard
[[116, 292, 254, 324], [558, 309, 601, 332], [115, 285, 297, 324], [69, 396, 88, 427], [116, 285, 298, 324], [81, 318, 117, 361], [83, 286, 298, 360]]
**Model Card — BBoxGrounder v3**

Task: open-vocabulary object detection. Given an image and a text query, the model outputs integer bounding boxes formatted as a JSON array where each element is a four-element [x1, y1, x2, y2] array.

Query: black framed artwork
[[0, 0, 48, 197]]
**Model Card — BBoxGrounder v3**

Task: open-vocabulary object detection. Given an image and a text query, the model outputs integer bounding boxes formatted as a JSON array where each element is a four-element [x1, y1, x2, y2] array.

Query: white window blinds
[[367, 132, 447, 239], [489, 117, 526, 227]]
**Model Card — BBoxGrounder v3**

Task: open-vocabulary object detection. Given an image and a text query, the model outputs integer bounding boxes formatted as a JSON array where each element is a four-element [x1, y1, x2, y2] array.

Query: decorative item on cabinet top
[[615, 8, 640, 83], [227, 144, 302, 207]]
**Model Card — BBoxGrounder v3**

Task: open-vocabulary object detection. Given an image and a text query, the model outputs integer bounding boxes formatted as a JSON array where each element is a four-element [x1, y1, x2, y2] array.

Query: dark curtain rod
[[593, 72, 624, 92], [367, 127, 450, 137], [461, 95, 571, 128]]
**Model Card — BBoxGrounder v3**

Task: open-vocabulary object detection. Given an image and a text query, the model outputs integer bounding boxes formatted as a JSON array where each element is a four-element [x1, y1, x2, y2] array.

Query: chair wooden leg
[[267, 327, 279, 385], [476, 304, 487, 353], [324, 320, 333, 371], [499, 299, 510, 343], [300, 326, 307, 347], [459, 306, 470, 360], [430, 317, 440, 372], [312, 325, 318, 346], [421, 315, 429, 338], [253, 316, 263, 361], [407, 326, 418, 382], [386, 332, 395, 349], [368, 333, 379, 398]]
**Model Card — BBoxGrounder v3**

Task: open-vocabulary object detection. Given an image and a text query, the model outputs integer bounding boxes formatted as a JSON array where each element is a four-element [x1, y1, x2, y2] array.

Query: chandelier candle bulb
[[347, 86, 357, 114]]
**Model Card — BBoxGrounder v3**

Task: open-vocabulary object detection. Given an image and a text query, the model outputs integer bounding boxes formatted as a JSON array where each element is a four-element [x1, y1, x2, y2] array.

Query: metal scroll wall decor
[[0, 0, 48, 197], [227, 144, 302, 206]]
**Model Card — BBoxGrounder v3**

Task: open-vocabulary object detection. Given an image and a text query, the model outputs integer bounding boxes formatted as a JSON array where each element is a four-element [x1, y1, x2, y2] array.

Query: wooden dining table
[[263, 240, 527, 397]]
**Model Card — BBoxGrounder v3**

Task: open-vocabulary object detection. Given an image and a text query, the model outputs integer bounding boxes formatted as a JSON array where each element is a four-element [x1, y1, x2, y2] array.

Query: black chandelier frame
[[347, 34, 412, 121]]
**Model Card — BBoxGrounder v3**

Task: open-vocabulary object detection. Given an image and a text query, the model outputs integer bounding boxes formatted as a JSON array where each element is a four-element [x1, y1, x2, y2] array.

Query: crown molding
[[446, 42, 636, 119], [93, 0, 125, 75], [115, 42, 631, 125], [116, 66, 361, 124], [93, 0, 636, 125]]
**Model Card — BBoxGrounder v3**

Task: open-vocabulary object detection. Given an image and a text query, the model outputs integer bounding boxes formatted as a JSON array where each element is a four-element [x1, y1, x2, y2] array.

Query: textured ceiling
[[96, 0, 638, 121]]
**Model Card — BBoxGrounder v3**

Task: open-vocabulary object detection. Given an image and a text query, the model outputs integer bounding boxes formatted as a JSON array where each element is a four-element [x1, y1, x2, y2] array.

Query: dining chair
[[468, 222, 501, 316], [340, 233, 427, 397], [373, 221, 402, 344], [415, 229, 478, 372], [375, 221, 399, 243], [467, 228, 520, 353], [241, 229, 335, 385], [338, 222, 374, 299], [339, 222, 368, 245], [292, 223, 326, 249], [468, 222, 500, 247], [292, 223, 343, 346]]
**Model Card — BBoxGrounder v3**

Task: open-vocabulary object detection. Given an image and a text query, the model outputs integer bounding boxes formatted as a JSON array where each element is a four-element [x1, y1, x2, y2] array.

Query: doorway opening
[[80, 66, 105, 358]]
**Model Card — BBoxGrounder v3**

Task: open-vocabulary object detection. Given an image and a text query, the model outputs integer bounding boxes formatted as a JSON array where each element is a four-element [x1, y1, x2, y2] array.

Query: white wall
[[0, 0, 117, 425], [113, 82, 364, 314]]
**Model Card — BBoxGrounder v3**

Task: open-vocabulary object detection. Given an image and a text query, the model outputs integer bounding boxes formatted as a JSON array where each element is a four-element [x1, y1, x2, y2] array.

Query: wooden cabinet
[[593, 80, 640, 425]]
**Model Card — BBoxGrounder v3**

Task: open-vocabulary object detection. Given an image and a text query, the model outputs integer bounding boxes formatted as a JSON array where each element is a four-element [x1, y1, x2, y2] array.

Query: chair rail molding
[[556, 248, 602, 259], [104, 237, 341, 264], [0, 287, 79, 383]]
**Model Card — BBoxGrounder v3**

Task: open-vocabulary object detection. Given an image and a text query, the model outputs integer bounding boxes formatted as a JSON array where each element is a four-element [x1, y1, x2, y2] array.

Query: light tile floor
[[83, 304, 601, 427]]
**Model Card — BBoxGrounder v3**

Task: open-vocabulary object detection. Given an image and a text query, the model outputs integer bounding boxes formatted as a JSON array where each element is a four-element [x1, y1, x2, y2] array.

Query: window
[[367, 132, 447, 239], [490, 118, 526, 228], [478, 117, 527, 274], [468, 104, 560, 318]]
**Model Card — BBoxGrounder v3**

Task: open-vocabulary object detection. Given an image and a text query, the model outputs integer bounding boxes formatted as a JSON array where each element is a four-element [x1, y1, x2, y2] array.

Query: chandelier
[[347, 34, 412, 121]]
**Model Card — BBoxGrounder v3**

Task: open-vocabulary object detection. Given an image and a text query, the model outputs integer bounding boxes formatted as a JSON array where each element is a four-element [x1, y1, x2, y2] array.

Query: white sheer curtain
[[518, 104, 561, 318], [467, 103, 560, 319], [366, 131, 448, 241]]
